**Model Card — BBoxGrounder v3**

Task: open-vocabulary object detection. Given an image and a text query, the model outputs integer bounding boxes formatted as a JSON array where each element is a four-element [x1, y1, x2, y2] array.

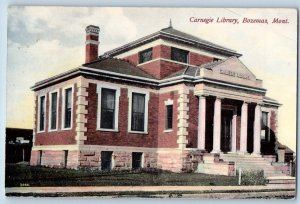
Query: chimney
[[85, 25, 100, 63]]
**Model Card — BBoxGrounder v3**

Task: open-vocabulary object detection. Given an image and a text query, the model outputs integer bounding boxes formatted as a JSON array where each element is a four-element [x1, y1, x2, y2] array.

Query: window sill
[[61, 127, 72, 131], [97, 128, 119, 132], [164, 129, 173, 133], [48, 129, 58, 132], [37, 130, 46, 133], [128, 131, 148, 135]]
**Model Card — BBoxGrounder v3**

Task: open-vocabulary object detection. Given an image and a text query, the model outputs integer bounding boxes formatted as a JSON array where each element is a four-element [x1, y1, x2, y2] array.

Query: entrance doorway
[[221, 109, 233, 152]]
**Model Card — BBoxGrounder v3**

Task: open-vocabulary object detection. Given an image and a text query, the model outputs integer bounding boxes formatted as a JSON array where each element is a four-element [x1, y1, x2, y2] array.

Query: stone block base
[[30, 150, 79, 169], [197, 162, 235, 176], [30, 147, 204, 173], [196, 153, 235, 176]]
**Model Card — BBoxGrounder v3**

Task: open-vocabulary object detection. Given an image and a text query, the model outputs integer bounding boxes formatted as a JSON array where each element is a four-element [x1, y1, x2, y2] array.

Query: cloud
[[8, 7, 137, 52]]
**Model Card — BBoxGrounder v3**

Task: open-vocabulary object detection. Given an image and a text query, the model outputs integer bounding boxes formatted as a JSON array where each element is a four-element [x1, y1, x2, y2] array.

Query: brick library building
[[30, 24, 291, 177]]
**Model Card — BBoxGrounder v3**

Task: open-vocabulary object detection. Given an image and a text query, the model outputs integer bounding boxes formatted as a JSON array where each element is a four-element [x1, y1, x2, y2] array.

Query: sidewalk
[[6, 184, 295, 194]]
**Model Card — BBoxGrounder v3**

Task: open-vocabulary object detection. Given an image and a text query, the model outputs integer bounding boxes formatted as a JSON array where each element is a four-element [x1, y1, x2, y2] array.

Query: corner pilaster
[[177, 86, 190, 149], [75, 77, 89, 145]]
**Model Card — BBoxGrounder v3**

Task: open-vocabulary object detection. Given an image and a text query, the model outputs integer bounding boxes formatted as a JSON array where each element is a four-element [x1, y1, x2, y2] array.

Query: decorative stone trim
[[176, 86, 190, 149], [164, 99, 173, 106], [75, 77, 89, 145], [32, 94, 37, 144]]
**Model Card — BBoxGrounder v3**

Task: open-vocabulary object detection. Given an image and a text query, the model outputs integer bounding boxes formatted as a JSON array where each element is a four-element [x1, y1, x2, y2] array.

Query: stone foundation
[[30, 147, 203, 172], [79, 150, 101, 169], [30, 150, 39, 166], [30, 150, 79, 169]]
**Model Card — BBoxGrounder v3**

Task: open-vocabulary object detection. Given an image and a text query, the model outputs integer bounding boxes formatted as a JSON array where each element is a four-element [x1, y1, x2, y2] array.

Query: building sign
[[220, 69, 251, 80]]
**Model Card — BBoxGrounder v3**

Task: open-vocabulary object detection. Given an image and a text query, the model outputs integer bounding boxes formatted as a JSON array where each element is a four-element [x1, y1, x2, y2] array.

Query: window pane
[[131, 93, 145, 131], [39, 96, 45, 131], [100, 88, 116, 129], [64, 88, 72, 128], [166, 105, 173, 129], [171, 47, 188, 63], [50, 92, 57, 129], [139, 48, 152, 63]]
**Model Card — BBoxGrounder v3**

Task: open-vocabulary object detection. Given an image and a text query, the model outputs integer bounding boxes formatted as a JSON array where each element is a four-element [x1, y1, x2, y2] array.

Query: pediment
[[210, 57, 256, 81]]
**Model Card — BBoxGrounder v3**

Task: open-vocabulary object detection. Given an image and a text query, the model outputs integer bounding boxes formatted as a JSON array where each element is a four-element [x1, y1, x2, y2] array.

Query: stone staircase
[[219, 153, 288, 177]]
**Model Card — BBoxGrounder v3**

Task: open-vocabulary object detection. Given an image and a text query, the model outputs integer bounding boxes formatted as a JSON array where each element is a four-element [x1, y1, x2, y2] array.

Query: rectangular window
[[165, 105, 173, 129], [100, 88, 116, 129], [50, 92, 58, 130], [132, 152, 143, 170], [171, 47, 189, 63], [261, 112, 269, 141], [39, 96, 46, 131], [64, 88, 72, 129], [139, 48, 152, 64], [131, 93, 146, 132], [101, 151, 113, 171]]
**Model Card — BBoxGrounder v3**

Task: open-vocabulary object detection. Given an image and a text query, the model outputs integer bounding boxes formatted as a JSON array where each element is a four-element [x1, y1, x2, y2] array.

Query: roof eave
[[263, 99, 282, 107], [31, 68, 81, 91]]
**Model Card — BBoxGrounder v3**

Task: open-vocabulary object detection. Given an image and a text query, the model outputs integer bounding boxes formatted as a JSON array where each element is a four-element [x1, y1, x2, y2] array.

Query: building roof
[[83, 58, 155, 79], [199, 58, 228, 69], [263, 96, 281, 106], [160, 26, 233, 52], [104, 26, 242, 58], [164, 65, 198, 79]]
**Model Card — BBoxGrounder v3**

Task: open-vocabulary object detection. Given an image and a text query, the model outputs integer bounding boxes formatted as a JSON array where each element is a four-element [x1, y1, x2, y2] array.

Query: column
[[197, 95, 206, 150], [253, 104, 262, 154], [231, 114, 237, 152], [239, 101, 248, 153], [212, 97, 221, 153]]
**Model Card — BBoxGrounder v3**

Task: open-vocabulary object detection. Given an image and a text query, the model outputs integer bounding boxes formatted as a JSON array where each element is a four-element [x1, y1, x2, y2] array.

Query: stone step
[[266, 176, 296, 184], [218, 154, 289, 177]]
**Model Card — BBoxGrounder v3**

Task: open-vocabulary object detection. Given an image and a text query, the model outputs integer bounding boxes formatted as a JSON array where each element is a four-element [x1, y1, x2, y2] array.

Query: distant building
[[6, 128, 33, 163], [29, 24, 291, 176]]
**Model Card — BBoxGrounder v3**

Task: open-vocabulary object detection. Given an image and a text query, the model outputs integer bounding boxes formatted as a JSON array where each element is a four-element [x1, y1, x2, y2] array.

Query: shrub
[[241, 170, 266, 186]]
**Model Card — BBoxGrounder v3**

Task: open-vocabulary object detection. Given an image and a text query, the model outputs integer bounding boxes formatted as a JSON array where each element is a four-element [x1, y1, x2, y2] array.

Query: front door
[[221, 109, 233, 152]]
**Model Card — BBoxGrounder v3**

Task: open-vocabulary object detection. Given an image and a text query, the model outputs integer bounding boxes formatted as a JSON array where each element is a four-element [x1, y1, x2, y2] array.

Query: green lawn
[[6, 164, 239, 187]]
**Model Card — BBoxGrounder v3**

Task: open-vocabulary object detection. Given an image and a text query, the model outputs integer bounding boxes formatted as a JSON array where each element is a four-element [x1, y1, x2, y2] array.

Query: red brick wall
[[157, 91, 178, 148], [153, 45, 170, 59], [35, 85, 77, 145], [186, 91, 198, 148], [86, 44, 98, 63], [270, 110, 278, 134], [159, 60, 186, 79], [124, 45, 170, 66], [189, 52, 213, 66], [121, 44, 213, 79], [123, 53, 139, 66], [84, 83, 159, 147], [86, 35, 98, 41], [139, 60, 161, 79], [139, 60, 186, 79]]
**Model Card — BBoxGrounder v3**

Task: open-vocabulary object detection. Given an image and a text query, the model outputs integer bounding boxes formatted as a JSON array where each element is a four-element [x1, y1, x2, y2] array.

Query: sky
[[6, 7, 297, 151]]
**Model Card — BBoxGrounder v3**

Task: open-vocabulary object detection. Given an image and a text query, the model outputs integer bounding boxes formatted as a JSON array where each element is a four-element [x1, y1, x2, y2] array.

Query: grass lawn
[[6, 163, 239, 187]]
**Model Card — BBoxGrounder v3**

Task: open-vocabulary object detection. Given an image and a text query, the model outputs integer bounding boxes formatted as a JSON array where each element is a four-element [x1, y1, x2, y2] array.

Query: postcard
[[5, 7, 297, 199]]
